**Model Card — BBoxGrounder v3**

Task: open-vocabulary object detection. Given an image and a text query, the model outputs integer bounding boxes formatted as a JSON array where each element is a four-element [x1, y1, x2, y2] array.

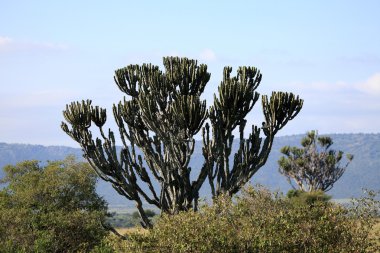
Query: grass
[[116, 227, 148, 236], [370, 218, 380, 247]]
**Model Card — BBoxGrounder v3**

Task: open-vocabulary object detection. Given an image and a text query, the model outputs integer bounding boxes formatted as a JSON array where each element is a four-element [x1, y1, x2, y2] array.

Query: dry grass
[[116, 227, 149, 236], [370, 219, 380, 247]]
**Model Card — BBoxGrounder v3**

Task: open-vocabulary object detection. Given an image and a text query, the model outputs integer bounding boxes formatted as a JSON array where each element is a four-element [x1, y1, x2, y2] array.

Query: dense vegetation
[[95, 186, 380, 253], [0, 158, 378, 252], [0, 157, 108, 252]]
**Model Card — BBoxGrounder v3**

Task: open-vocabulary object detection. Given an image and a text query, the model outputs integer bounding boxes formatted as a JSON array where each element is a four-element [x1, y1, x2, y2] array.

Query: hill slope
[[1, 133, 379, 205]]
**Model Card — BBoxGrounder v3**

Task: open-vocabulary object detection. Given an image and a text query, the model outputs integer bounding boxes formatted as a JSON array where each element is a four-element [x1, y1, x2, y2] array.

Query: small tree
[[278, 131, 353, 192], [62, 57, 303, 228], [0, 156, 108, 252]]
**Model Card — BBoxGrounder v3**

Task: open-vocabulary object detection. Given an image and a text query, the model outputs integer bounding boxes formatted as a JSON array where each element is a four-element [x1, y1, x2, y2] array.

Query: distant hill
[[0, 143, 83, 169], [1, 133, 379, 206]]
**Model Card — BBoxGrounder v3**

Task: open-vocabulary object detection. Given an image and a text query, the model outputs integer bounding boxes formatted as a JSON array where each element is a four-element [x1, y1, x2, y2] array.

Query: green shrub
[[0, 157, 109, 253], [286, 189, 332, 207], [109, 185, 379, 253]]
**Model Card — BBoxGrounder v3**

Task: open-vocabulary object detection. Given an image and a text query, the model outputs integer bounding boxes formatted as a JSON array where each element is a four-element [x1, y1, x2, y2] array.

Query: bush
[[107, 185, 379, 253], [0, 157, 109, 253], [286, 189, 332, 207]]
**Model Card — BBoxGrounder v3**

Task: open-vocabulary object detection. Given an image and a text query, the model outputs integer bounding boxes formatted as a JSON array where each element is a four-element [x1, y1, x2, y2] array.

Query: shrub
[[107, 185, 379, 253], [286, 189, 332, 207]]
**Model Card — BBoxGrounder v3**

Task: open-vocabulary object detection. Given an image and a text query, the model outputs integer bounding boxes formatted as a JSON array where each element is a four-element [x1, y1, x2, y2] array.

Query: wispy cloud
[[0, 36, 12, 48], [0, 90, 77, 108], [199, 48, 216, 61], [356, 72, 380, 95], [289, 80, 350, 92], [288, 72, 380, 97], [0, 36, 68, 53], [278, 72, 380, 134], [338, 55, 380, 66]]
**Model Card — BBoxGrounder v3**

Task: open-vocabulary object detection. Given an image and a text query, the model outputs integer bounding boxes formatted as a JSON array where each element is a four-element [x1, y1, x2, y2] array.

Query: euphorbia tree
[[278, 131, 353, 192], [62, 57, 303, 228]]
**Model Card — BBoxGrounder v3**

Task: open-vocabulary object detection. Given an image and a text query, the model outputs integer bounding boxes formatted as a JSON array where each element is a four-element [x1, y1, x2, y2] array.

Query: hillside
[[1, 133, 379, 206]]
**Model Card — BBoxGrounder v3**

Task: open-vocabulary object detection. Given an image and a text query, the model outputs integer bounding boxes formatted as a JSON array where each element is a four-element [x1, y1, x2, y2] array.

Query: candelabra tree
[[278, 131, 354, 192], [62, 57, 303, 228], [203, 68, 303, 197]]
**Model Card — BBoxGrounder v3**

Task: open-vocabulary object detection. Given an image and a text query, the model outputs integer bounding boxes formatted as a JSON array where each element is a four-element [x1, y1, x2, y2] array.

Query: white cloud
[[288, 80, 350, 93], [356, 73, 380, 95], [199, 48, 216, 61], [338, 55, 380, 66], [0, 36, 13, 51], [275, 73, 380, 134], [288, 72, 380, 98], [0, 36, 12, 45], [0, 90, 77, 108], [35, 42, 68, 50], [0, 36, 68, 53]]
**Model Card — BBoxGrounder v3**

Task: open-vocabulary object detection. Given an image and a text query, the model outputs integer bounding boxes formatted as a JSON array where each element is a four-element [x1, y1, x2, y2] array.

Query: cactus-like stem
[[205, 68, 303, 196], [62, 57, 303, 227]]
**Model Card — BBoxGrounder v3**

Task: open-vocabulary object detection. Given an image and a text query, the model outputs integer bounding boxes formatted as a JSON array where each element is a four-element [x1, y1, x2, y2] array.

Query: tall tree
[[278, 131, 353, 192], [62, 57, 303, 228]]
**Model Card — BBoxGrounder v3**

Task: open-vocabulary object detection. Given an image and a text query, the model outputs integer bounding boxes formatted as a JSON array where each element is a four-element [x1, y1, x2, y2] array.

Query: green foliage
[[0, 156, 109, 253], [107, 186, 379, 253], [286, 189, 332, 206], [279, 130, 353, 192]]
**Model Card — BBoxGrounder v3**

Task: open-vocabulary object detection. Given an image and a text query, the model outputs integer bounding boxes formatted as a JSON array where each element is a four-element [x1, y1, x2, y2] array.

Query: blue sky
[[1, 1, 379, 147]]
